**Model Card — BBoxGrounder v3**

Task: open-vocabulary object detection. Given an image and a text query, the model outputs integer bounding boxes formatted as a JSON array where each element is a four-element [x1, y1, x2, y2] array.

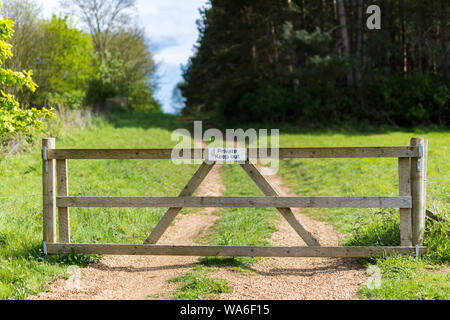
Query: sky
[[38, 0, 209, 114]]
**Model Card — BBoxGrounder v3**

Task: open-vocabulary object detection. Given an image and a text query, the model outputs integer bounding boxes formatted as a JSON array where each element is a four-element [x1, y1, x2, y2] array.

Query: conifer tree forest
[[178, 0, 449, 127]]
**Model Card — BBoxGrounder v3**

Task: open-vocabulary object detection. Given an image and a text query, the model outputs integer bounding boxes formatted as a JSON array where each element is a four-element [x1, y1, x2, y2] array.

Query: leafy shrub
[[364, 72, 450, 126], [33, 16, 94, 110], [0, 3, 54, 135]]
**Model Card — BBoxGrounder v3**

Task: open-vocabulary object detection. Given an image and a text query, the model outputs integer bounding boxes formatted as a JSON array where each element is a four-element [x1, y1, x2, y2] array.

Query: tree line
[[1, 0, 160, 136], [178, 0, 449, 127]]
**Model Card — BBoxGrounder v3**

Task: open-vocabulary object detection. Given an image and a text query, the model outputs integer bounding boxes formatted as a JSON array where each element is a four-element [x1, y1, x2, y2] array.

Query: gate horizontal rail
[[47, 146, 420, 160], [42, 137, 429, 258], [47, 244, 427, 257], [57, 196, 412, 208]]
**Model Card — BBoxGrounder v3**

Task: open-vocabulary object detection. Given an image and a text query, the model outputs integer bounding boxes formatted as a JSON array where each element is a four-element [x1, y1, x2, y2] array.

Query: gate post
[[57, 159, 70, 243], [398, 157, 412, 246], [43, 138, 56, 246], [410, 137, 428, 246]]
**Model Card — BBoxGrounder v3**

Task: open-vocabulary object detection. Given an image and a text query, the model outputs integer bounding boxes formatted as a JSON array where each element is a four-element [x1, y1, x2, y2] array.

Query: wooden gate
[[42, 138, 428, 257]]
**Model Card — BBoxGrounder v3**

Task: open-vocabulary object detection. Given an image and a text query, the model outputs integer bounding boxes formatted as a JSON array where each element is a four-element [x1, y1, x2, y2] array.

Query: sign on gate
[[207, 148, 247, 162]]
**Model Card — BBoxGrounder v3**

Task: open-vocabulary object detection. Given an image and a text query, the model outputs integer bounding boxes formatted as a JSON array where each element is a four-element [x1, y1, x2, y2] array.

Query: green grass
[[198, 164, 280, 269], [277, 131, 449, 232], [168, 266, 232, 300], [2, 112, 448, 300], [275, 129, 449, 300], [170, 154, 282, 299], [0, 110, 199, 300], [360, 255, 450, 300]]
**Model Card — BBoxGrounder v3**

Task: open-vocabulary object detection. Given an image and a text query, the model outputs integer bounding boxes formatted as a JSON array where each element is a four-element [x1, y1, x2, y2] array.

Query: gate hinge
[[418, 144, 423, 157], [43, 146, 48, 173], [416, 144, 423, 172]]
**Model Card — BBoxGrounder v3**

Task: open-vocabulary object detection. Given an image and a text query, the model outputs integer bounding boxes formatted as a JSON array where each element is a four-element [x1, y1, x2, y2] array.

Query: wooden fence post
[[43, 138, 56, 245], [398, 157, 412, 246], [57, 159, 70, 243], [410, 137, 428, 246]]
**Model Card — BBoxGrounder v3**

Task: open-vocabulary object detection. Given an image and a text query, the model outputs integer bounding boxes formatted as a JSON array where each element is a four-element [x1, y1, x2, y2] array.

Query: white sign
[[207, 148, 247, 162]]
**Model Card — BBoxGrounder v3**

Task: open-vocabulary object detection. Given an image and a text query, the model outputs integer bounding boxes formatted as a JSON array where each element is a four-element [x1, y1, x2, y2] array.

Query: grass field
[[1, 111, 448, 300], [275, 129, 449, 299], [0, 111, 200, 299]]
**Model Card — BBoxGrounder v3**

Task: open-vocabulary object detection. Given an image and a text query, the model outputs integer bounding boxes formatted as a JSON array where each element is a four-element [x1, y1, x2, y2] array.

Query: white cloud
[[154, 43, 195, 66], [136, 0, 207, 66], [39, 0, 61, 18]]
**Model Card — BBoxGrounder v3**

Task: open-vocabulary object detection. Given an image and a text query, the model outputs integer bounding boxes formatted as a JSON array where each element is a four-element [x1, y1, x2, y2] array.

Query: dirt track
[[210, 167, 367, 300]]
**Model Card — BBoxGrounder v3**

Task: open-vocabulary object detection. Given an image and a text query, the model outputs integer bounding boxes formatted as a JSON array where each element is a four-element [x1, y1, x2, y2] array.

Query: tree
[[61, 0, 136, 61], [2, 0, 41, 75], [2, 0, 42, 105], [337, 0, 354, 88], [0, 2, 53, 135], [62, 0, 160, 111], [285, 0, 299, 102], [34, 16, 95, 109], [180, 0, 449, 127], [85, 27, 160, 111]]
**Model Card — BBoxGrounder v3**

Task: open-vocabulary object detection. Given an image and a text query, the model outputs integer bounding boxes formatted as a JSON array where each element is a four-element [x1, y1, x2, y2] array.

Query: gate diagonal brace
[[240, 161, 321, 247], [144, 161, 216, 244]]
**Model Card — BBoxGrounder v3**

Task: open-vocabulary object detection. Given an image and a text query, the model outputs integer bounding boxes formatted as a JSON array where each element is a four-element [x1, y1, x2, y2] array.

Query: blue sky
[[39, 0, 209, 114]]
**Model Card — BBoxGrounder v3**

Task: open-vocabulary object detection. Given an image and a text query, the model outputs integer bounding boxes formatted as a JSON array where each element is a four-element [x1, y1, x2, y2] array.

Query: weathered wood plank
[[144, 162, 216, 244], [57, 159, 70, 244], [43, 138, 56, 244], [47, 147, 419, 160], [277, 147, 419, 159], [47, 243, 427, 257], [57, 196, 412, 208], [398, 157, 412, 246], [241, 162, 320, 246]]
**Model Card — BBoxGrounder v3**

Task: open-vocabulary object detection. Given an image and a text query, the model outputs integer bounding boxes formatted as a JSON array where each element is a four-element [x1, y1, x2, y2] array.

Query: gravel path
[[210, 167, 367, 300]]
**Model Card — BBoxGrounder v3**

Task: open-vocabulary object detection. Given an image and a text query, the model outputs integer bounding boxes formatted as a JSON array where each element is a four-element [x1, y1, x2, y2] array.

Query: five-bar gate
[[42, 138, 428, 257]]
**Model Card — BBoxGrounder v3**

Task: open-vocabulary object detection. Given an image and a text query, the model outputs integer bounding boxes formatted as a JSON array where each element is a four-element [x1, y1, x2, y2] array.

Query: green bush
[[364, 72, 450, 126], [0, 3, 54, 135], [33, 16, 94, 110]]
